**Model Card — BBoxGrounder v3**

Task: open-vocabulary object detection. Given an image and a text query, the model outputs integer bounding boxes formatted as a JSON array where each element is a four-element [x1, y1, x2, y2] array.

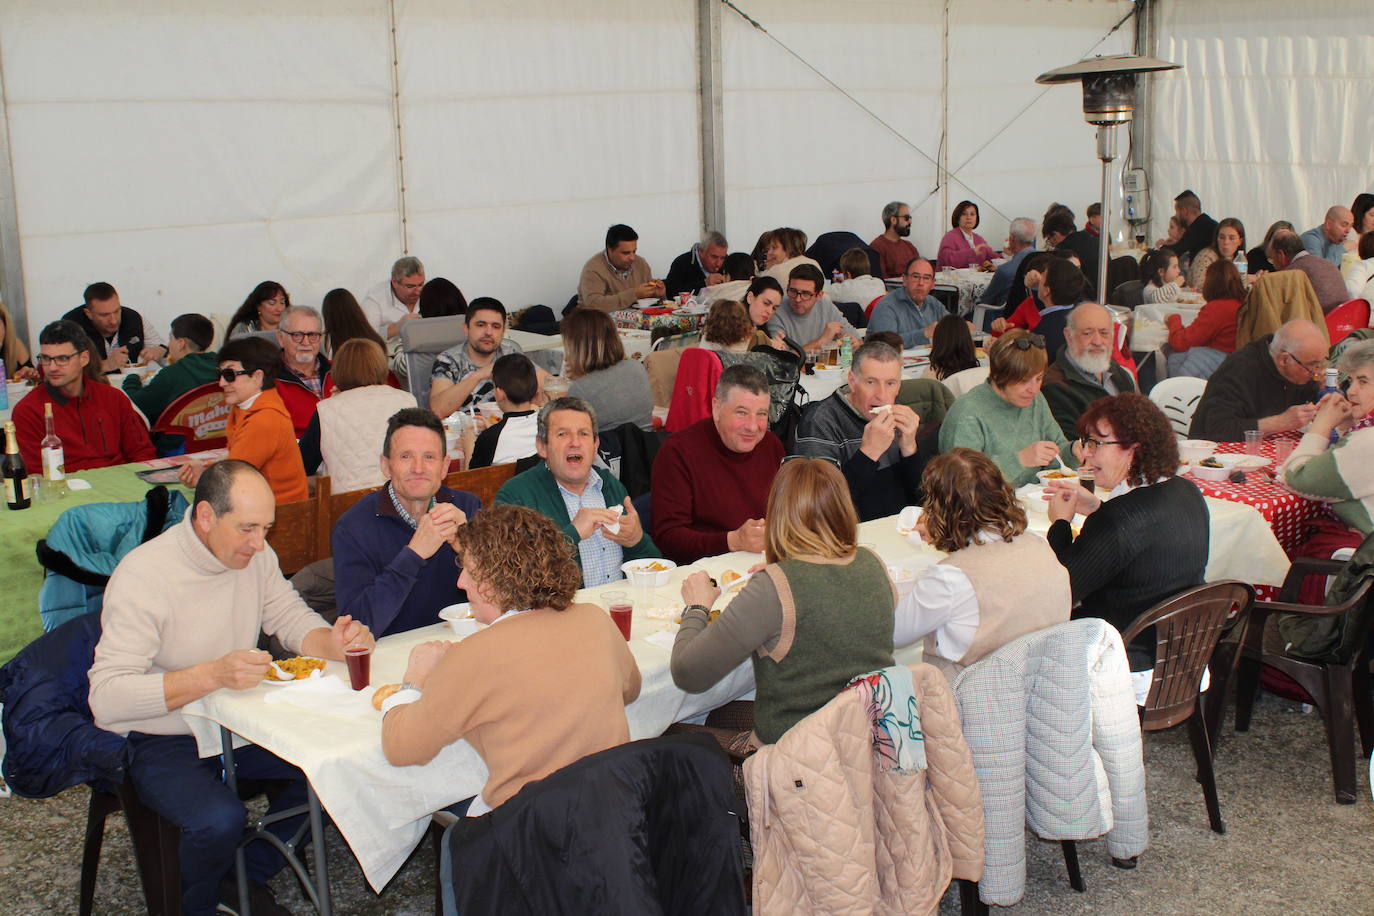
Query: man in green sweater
[[495, 396, 660, 586], [123, 313, 220, 431]]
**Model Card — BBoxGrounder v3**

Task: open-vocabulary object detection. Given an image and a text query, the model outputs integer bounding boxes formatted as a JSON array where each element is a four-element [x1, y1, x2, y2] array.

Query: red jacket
[[11, 381, 155, 472], [1166, 297, 1242, 354], [276, 356, 335, 438]]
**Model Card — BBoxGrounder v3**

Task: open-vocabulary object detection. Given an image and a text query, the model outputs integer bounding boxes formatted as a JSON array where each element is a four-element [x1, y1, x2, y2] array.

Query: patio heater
[[1035, 54, 1180, 304]]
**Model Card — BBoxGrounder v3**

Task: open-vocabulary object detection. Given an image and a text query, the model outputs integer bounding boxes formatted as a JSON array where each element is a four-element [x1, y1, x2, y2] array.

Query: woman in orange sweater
[[1165, 258, 1246, 380], [179, 336, 308, 503]]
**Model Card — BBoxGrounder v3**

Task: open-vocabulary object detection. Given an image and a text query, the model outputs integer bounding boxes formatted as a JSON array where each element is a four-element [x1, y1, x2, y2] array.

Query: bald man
[[1041, 303, 1138, 440], [1189, 319, 1325, 442], [1301, 206, 1356, 266]]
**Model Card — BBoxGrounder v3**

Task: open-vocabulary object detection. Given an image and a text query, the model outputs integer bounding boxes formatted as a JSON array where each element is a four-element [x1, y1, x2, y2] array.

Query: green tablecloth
[[0, 464, 188, 665]]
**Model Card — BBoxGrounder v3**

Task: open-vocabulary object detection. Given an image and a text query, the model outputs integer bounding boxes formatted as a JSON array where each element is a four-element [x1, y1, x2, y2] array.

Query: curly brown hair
[[701, 299, 753, 347], [920, 448, 1027, 552], [455, 505, 581, 612], [1076, 392, 1179, 487]]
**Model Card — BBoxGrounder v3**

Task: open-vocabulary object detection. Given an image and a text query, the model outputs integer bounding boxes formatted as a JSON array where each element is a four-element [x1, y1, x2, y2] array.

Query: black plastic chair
[[1231, 549, 1374, 803], [81, 778, 180, 915]]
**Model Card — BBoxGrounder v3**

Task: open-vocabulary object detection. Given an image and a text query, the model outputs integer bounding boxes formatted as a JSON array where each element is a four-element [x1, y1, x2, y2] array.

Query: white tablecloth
[[180, 494, 1283, 891]]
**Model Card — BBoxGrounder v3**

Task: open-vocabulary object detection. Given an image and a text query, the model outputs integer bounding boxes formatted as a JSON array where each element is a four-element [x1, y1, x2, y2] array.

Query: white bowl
[[886, 565, 917, 597], [635, 298, 659, 309], [438, 603, 483, 637], [1178, 439, 1217, 463], [1214, 453, 1269, 469], [1036, 468, 1079, 486], [1018, 484, 1050, 513], [1190, 463, 1230, 482], [620, 558, 677, 587]]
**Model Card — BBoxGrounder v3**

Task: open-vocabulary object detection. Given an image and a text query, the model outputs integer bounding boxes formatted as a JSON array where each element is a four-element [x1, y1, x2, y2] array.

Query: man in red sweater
[[13, 320, 155, 471], [650, 364, 784, 564]]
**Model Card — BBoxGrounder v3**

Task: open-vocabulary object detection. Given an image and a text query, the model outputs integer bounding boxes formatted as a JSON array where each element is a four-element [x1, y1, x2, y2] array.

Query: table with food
[[1175, 434, 1321, 553], [177, 494, 1286, 897]]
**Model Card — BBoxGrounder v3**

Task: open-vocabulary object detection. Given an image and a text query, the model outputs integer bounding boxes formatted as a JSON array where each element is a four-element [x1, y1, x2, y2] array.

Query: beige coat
[[742, 664, 983, 915]]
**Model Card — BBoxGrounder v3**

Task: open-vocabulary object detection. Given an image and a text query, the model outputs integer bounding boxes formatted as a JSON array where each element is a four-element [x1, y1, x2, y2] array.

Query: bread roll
[[372, 683, 401, 710]]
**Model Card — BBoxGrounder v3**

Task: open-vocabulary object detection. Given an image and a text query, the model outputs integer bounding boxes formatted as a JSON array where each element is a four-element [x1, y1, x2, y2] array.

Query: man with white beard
[[1041, 302, 1137, 441]]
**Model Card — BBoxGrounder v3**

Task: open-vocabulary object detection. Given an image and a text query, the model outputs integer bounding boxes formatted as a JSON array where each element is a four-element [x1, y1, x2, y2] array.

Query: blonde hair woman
[[560, 308, 654, 431], [670, 457, 896, 744]]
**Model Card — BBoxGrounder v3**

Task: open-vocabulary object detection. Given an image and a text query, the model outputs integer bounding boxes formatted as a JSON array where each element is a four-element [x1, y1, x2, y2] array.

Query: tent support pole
[[697, 0, 725, 237], [0, 50, 27, 345]]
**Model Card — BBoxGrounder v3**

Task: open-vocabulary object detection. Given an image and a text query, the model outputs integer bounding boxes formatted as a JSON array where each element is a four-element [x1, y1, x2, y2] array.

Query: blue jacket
[[37, 487, 188, 632], [0, 612, 129, 798], [332, 485, 482, 637], [867, 288, 946, 347]]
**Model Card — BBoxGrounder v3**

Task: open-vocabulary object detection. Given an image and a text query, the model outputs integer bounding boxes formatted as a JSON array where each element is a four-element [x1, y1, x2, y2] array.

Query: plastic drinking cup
[[1244, 430, 1262, 456], [604, 591, 633, 641], [344, 645, 372, 691]]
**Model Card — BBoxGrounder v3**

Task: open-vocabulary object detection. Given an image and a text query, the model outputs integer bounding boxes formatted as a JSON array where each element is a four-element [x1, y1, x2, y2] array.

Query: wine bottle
[[3, 421, 31, 510], [41, 402, 67, 497]]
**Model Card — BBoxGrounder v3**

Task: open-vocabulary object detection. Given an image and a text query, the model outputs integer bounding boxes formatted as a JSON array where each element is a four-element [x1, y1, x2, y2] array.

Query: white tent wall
[[393, 0, 701, 311], [721, 0, 1133, 265], [1, 0, 400, 338], [0, 0, 1143, 343], [1150, 0, 1374, 252]]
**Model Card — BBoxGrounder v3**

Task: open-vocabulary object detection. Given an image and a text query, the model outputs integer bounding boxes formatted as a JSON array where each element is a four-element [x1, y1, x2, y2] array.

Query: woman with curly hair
[[1043, 392, 1208, 672], [902, 448, 1070, 679], [670, 457, 896, 744], [698, 300, 754, 353], [381, 504, 641, 815], [227, 281, 290, 337]]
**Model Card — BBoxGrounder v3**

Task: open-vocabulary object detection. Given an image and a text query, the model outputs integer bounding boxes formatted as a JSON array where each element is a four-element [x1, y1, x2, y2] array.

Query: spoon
[[269, 661, 295, 681], [1052, 452, 1068, 470]]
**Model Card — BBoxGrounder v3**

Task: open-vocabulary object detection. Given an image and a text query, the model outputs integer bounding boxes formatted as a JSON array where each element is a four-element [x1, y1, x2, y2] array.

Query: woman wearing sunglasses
[[938, 329, 1073, 486], [1042, 392, 1208, 688], [178, 336, 308, 503]]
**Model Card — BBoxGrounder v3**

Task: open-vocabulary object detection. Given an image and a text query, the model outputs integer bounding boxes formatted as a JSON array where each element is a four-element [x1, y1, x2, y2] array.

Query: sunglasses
[[219, 367, 254, 383], [1009, 334, 1046, 351]]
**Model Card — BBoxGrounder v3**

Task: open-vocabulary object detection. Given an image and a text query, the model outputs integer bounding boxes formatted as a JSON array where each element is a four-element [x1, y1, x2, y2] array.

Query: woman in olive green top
[[670, 457, 895, 744]]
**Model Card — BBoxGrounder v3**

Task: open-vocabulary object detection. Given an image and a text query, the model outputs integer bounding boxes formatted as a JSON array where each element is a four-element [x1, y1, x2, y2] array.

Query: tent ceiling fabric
[[1150, 0, 1374, 249], [4, 0, 1133, 336]]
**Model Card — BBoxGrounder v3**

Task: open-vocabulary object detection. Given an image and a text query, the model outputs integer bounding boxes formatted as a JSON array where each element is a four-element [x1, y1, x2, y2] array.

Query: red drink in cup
[[605, 591, 633, 641], [344, 645, 371, 691]]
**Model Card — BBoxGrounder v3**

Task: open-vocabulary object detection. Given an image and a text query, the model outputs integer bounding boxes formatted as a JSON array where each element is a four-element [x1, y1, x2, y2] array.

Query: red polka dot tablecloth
[[1186, 436, 1324, 554]]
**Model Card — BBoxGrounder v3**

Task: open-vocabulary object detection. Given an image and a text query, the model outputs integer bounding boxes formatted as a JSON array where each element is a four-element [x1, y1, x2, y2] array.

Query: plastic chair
[[1325, 298, 1371, 345], [864, 294, 885, 322], [1109, 279, 1146, 309], [398, 316, 467, 409], [942, 365, 989, 398], [1148, 376, 1207, 438], [1121, 581, 1255, 835], [152, 382, 229, 451], [82, 779, 181, 915], [1231, 540, 1374, 803]]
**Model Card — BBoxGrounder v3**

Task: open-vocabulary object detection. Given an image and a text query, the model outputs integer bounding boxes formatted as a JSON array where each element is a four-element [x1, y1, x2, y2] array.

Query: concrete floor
[[1, 691, 1371, 915]]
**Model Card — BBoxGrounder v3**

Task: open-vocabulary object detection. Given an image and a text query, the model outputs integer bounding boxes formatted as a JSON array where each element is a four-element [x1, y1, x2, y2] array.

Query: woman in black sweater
[[1042, 392, 1209, 670]]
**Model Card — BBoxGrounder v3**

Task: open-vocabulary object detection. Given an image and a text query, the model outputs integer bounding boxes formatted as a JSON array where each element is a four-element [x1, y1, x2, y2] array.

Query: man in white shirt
[[361, 256, 426, 341]]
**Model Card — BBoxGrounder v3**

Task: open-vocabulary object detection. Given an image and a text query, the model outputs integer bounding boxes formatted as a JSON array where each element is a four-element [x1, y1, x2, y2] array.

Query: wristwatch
[[683, 604, 711, 617]]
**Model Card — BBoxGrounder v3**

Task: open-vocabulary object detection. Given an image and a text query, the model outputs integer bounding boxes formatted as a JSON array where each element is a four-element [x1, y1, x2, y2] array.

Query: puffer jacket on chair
[[951, 617, 1147, 907], [742, 663, 983, 915]]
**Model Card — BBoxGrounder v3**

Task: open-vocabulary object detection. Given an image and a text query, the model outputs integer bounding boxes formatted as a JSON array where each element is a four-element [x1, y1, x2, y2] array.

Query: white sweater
[[89, 511, 329, 736]]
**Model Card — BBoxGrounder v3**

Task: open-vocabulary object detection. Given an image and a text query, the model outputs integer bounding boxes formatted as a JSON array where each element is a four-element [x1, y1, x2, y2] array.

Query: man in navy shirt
[[332, 407, 481, 636]]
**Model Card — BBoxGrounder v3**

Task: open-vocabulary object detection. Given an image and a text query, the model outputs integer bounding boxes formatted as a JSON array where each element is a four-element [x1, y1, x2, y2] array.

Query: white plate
[[1213, 454, 1270, 469]]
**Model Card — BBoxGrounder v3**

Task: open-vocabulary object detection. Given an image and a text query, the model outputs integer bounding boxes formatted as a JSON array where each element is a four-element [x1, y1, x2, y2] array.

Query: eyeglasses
[[1282, 351, 1327, 374], [897, 215, 913, 222], [1078, 436, 1128, 452], [37, 352, 79, 366], [219, 367, 253, 383], [282, 331, 323, 343], [786, 288, 818, 301], [1009, 334, 1046, 351], [905, 273, 935, 282]]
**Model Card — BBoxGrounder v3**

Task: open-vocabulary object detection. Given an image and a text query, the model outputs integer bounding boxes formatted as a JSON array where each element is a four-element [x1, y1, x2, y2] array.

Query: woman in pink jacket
[[938, 200, 997, 269]]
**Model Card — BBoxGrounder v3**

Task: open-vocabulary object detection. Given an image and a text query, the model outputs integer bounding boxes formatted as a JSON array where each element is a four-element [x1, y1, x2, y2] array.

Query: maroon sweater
[[650, 418, 783, 564]]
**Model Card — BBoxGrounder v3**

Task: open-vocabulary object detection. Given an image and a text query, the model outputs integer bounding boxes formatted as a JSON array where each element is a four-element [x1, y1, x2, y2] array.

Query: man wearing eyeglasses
[[1189, 319, 1324, 442], [62, 281, 167, 373], [361, 256, 427, 340], [12, 319, 155, 471], [868, 257, 955, 348], [870, 201, 920, 279], [274, 305, 334, 437], [764, 264, 861, 353], [1042, 303, 1137, 441]]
